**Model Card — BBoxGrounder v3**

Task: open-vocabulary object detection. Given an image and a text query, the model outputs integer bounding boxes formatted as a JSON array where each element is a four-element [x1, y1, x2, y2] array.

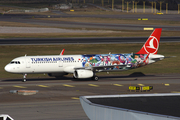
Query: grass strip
[[0, 21, 52, 28]]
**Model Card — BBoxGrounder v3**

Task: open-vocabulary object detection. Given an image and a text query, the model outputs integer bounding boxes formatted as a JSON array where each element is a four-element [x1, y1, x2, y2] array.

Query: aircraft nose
[[4, 65, 11, 72]]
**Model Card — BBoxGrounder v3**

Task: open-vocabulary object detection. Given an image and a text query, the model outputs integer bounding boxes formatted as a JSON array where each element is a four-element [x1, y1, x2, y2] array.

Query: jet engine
[[73, 70, 93, 79]]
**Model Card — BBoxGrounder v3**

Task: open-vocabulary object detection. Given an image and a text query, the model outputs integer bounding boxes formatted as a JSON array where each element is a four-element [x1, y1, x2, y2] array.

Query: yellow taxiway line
[[138, 18, 148, 20], [13, 86, 27, 88], [71, 97, 79, 100], [164, 84, 170, 86], [63, 84, 75, 87], [88, 84, 99, 87], [38, 85, 49, 88], [144, 28, 154, 30], [142, 18, 148, 20], [113, 84, 123, 86], [138, 84, 145, 86]]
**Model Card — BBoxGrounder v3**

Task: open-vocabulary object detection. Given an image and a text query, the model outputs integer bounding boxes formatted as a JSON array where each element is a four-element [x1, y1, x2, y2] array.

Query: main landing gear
[[91, 75, 99, 81], [22, 74, 27, 82]]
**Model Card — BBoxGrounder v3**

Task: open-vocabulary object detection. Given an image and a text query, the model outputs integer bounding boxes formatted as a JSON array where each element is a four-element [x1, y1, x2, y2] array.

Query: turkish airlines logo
[[144, 36, 159, 54]]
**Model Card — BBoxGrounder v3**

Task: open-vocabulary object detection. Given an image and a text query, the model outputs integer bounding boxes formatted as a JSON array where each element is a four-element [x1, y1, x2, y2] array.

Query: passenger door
[[25, 57, 31, 68]]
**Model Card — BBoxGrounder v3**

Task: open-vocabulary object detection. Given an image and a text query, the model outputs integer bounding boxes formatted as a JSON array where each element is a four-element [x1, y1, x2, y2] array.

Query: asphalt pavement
[[0, 74, 180, 120], [0, 13, 180, 31], [0, 37, 180, 45], [1, 13, 180, 21]]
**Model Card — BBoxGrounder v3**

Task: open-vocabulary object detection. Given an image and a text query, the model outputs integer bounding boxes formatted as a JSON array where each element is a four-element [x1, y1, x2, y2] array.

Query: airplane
[[4, 28, 164, 82]]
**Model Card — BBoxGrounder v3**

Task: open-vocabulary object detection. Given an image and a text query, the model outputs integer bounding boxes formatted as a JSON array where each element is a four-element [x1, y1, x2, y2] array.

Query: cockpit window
[[10, 61, 15, 64], [10, 61, 20, 64]]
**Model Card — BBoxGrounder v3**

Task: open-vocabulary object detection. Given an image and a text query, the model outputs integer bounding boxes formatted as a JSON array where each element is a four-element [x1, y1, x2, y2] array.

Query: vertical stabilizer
[[136, 28, 162, 54]]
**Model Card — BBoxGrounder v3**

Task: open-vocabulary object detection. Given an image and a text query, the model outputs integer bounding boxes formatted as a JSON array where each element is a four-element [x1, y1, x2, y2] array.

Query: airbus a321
[[5, 28, 164, 82]]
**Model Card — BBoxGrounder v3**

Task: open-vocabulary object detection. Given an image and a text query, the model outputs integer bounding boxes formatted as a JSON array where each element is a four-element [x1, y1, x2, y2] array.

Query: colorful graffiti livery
[[81, 54, 148, 70]]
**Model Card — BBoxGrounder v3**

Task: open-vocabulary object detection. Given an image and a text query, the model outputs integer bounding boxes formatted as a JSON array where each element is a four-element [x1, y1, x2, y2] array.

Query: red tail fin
[[136, 28, 162, 54]]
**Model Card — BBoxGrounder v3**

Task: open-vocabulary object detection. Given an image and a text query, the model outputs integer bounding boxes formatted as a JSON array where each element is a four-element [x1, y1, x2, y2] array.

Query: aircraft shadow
[[1, 72, 154, 82], [1, 77, 70, 82], [72, 72, 155, 81]]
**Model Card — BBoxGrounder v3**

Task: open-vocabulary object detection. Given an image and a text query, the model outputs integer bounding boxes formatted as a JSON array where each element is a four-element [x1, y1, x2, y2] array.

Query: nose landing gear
[[22, 74, 27, 82]]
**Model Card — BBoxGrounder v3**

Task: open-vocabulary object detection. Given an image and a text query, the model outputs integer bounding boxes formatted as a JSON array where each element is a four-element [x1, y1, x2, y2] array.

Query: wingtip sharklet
[[60, 49, 65, 55]]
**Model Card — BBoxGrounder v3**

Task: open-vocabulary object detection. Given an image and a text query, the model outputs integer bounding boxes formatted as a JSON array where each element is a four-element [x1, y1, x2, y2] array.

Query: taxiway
[[0, 74, 180, 120]]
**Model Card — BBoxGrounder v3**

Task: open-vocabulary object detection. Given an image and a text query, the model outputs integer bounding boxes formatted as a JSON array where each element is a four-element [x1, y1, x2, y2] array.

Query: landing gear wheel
[[94, 76, 99, 81], [92, 76, 99, 81], [22, 74, 27, 82], [22, 79, 26, 82]]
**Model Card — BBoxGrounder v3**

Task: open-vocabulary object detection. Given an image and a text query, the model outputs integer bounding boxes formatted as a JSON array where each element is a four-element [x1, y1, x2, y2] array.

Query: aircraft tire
[[93, 76, 99, 81], [22, 79, 26, 82]]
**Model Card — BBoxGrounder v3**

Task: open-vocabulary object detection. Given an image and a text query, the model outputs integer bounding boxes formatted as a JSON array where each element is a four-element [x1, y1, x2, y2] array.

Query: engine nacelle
[[73, 70, 94, 79], [48, 73, 68, 77]]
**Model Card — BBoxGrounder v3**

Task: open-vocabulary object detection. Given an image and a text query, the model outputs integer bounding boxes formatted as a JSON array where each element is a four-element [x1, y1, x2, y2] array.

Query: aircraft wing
[[74, 64, 128, 72]]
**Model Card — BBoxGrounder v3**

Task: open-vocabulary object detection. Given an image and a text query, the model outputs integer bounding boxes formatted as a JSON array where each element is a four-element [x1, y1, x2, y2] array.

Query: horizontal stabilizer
[[164, 56, 176, 58]]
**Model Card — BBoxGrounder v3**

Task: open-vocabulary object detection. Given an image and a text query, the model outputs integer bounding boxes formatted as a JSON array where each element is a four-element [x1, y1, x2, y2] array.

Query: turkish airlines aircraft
[[4, 28, 164, 82]]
